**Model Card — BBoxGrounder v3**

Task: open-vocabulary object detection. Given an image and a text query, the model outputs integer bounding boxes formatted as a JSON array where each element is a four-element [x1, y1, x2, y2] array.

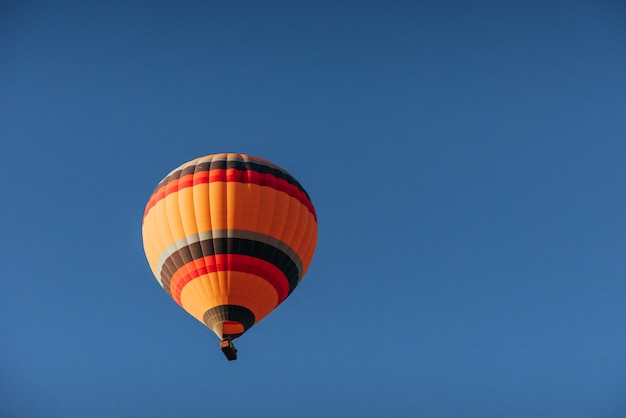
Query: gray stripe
[[171, 155, 286, 177]]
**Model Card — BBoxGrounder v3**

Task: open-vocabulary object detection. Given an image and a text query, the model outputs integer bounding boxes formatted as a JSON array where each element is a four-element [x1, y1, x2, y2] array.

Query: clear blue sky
[[2, 1, 626, 417]]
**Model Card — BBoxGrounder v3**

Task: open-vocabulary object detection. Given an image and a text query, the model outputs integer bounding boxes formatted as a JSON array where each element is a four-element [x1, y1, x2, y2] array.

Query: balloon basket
[[220, 339, 238, 361]]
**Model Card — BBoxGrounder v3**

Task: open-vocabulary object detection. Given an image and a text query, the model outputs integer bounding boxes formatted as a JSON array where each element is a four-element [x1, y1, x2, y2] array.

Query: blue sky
[[2, 1, 626, 417]]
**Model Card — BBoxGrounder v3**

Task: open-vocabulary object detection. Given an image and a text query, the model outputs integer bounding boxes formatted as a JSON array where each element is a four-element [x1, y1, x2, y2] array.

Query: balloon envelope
[[142, 153, 318, 340]]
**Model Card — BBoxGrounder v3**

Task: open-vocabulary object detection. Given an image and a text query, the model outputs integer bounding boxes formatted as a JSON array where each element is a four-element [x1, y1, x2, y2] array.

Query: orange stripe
[[169, 255, 289, 305]]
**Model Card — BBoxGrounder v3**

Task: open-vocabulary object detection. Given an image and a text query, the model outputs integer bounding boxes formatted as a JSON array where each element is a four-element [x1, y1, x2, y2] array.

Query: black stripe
[[161, 238, 300, 296], [203, 305, 256, 338], [153, 156, 311, 201]]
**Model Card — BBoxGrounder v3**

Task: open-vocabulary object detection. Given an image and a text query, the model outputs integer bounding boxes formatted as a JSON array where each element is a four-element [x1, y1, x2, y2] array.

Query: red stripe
[[143, 168, 316, 222], [169, 254, 289, 305]]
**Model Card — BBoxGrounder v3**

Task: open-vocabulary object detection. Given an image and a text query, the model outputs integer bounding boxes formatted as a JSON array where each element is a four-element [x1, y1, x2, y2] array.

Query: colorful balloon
[[142, 153, 318, 359]]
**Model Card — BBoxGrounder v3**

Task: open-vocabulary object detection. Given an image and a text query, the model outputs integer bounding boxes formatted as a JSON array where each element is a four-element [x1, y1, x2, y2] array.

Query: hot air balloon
[[142, 153, 318, 360]]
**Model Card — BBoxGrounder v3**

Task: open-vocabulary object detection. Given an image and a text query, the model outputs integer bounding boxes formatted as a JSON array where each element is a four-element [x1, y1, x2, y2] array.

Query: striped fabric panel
[[143, 154, 317, 222]]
